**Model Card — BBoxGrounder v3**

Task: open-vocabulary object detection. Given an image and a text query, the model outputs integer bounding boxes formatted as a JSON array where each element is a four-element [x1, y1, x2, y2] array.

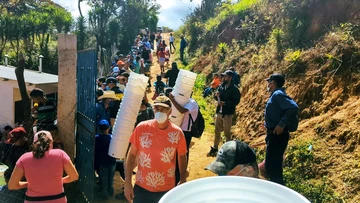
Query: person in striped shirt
[[30, 88, 57, 132]]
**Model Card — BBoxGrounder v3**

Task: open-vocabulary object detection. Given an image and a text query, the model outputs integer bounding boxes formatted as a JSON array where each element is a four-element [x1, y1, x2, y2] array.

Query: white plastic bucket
[[170, 114, 184, 127], [108, 139, 129, 159], [109, 73, 149, 159], [124, 85, 146, 96], [177, 69, 197, 80], [159, 176, 311, 203], [172, 96, 190, 107], [175, 76, 196, 85]]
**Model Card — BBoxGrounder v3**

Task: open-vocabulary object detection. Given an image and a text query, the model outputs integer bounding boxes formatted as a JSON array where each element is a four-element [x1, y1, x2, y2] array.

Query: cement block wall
[[57, 34, 77, 159]]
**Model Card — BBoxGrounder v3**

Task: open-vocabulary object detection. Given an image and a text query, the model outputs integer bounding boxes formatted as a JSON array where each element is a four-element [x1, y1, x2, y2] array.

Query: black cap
[[265, 73, 285, 87], [221, 70, 234, 77], [121, 72, 130, 78], [106, 77, 117, 84], [98, 77, 106, 84], [205, 140, 256, 175]]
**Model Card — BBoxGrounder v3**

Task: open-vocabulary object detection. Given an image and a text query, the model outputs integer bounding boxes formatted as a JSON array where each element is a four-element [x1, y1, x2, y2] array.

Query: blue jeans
[[99, 164, 116, 197], [203, 87, 214, 98]]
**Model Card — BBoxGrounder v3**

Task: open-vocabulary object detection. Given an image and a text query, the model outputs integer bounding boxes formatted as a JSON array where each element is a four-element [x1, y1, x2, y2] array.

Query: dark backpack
[[287, 114, 299, 132], [188, 108, 205, 138]]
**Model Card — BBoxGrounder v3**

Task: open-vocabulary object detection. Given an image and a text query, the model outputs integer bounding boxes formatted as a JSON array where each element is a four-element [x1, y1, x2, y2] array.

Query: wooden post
[[57, 34, 77, 159]]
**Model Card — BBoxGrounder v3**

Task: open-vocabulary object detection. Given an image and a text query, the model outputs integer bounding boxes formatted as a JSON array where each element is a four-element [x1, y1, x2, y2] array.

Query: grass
[[205, 0, 258, 31], [0, 177, 5, 186]]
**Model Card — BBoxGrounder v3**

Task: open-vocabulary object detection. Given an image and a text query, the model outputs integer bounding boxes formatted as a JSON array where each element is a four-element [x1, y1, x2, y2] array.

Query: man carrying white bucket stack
[[124, 95, 188, 203], [168, 92, 199, 185]]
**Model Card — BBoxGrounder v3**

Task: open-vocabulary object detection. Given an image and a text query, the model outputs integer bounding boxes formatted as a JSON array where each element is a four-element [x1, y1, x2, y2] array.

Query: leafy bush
[[284, 140, 343, 203], [216, 42, 228, 61], [285, 50, 302, 63]]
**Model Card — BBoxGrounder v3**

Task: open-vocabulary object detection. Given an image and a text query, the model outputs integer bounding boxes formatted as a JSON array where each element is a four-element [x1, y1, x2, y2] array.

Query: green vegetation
[[0, 176, 5, 186], [0, 0, 160, 74], [283, 140, 343, 203], [205, 0, 258, 31], [0, 1, 73, 73], [176, 0, 360, 202]]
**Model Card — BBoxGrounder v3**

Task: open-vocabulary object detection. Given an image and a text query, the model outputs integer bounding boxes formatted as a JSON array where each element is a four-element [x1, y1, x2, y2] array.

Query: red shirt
[[129, 120, 187, 192], [158, 51, 166, 58]]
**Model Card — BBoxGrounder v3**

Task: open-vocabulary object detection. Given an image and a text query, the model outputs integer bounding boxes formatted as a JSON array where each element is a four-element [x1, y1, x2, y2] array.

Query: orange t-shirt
[[129, 120, 187, 192], [211, 77, 221, 89], [117, 60, 125, 67]]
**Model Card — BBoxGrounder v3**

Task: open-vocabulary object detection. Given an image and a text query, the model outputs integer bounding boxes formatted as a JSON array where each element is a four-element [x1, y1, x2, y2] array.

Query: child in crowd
[[157, 47, 167, 73], [203, 73, 221, 98], [152, 75, 166, 100], [95, 120, 116, 199]]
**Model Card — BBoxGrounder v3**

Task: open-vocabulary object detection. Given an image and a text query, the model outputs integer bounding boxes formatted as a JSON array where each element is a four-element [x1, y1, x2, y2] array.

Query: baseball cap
[[33, 130, 53, 143], [10, 127, 26, 140], [106, 77, 117, 85], [99, 119, 110, 130], [98, 77, 106, 84], [113, 67, 120, 73], [265, 73, 285, 87], [221, 70, 234, 77], [205, 140, 256, 175], [153, 95, 172, 108]]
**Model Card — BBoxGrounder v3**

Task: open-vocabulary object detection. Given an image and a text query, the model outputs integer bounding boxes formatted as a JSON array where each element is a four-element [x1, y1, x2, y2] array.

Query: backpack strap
[[188, 113, 194, 131]]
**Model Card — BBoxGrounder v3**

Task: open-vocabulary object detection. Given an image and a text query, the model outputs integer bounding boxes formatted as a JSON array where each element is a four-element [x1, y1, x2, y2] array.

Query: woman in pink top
[[8, 131, 79, 202]]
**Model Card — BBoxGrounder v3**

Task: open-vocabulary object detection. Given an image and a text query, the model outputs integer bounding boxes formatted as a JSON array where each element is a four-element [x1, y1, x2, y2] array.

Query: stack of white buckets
[[108, 72, 149, 159], [170, 69, 198, 126]]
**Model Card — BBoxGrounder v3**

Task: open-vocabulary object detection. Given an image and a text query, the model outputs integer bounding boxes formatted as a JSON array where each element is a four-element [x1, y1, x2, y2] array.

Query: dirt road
[[93, 33, 217, 203]]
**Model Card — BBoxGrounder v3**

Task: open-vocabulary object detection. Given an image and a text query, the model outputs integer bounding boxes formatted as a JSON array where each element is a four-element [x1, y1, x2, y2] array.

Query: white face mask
[[266, 82, 272, 92], [155, 112, 168, 124]]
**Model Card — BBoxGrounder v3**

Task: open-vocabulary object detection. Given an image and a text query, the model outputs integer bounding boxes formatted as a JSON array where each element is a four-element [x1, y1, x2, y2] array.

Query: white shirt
[[169, 36, 175, 43], [180, 99, 199, 132]]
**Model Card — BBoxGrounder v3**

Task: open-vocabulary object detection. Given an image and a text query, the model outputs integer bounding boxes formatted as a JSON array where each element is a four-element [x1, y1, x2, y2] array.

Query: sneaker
[[207, 147, 218, 157]]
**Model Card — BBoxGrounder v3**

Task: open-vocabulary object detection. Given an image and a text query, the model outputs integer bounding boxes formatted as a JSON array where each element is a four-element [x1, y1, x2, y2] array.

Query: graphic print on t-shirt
[[129, 120, 187, 192]]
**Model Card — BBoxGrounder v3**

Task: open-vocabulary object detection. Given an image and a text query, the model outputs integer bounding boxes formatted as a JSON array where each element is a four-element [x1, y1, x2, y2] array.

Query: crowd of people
[[0, 28, 299, 203]]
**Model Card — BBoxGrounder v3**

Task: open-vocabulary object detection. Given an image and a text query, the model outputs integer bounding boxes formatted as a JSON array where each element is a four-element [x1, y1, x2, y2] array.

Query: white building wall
[[0, 80, 15, 129], [0, 79, 57, 129]]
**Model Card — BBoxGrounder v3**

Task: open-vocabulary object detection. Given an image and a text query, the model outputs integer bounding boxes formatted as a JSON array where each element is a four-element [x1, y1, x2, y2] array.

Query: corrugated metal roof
[[0, 65, 58, 85]]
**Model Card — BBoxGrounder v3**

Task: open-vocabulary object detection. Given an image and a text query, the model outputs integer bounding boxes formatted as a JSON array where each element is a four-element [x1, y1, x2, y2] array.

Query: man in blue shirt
[[264, 73, 299, 185], [180, 35, 187, 61]]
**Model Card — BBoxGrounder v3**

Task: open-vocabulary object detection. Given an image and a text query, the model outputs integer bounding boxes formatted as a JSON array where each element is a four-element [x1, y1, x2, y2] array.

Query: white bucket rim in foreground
[[159, 176, 310, 203]]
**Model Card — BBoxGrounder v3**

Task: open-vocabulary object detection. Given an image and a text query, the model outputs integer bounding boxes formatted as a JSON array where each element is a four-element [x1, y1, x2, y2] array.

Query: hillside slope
[[177, 0, 360, 202]]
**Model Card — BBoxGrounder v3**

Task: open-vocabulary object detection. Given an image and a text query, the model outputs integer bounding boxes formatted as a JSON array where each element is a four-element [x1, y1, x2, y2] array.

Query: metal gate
[[76, 49, 97, 203]]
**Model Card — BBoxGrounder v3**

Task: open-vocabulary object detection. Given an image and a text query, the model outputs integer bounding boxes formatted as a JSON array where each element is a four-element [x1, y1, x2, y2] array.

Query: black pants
[[133, 184, 168, 203], [180, 49, 185, 61], [175, 132, 192, 185], [265, 131, 289, 185], [170, 42, 176, 52]]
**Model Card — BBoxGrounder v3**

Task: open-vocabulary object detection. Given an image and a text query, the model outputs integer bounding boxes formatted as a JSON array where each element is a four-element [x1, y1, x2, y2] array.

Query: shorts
[[159, 58, 165, 66]]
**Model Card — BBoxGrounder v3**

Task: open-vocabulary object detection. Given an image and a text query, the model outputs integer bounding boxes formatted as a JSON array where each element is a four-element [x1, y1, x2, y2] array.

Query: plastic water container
[[159, 176, 311, 203], [109, 72, 149, 159]]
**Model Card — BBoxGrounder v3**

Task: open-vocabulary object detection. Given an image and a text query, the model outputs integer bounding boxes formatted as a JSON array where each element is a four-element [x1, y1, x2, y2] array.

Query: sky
[[53, 0, 201, 30]]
